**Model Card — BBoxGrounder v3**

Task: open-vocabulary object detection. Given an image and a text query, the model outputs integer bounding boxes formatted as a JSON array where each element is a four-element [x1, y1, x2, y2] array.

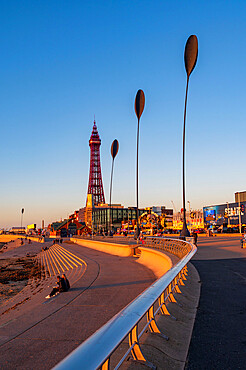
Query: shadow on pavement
[[186, 257, 246, 369], [70, 279, 154, 291]]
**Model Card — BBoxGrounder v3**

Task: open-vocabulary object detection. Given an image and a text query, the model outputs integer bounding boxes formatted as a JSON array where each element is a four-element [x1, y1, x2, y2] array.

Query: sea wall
[[71, 238, 133, 257], [0, 235, 44, 243], [71, 238, 173, 278]]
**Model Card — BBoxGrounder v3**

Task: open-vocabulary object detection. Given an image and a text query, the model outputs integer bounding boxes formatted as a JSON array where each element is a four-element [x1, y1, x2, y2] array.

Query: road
[[186, 236, 246, 369], [0, 241, 156, 369]]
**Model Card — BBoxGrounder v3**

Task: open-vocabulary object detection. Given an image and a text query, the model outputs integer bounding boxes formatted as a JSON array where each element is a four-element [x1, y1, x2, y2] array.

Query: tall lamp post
[[187, 200, 191, 230], [227, 202, 230, 228], [21, 208, 24, 232], [180, 35, 198, 237], [238, 194, 242, 234], [134, 89, 145, 242], [109, 139, 119, 234]]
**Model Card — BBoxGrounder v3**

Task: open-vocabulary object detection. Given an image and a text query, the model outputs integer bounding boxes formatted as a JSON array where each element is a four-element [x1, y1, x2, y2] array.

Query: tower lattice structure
[[87, 121, 105, 206]]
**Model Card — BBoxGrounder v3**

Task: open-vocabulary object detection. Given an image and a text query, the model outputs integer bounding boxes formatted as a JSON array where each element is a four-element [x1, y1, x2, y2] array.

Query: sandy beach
[[0, 238, 47, 306]]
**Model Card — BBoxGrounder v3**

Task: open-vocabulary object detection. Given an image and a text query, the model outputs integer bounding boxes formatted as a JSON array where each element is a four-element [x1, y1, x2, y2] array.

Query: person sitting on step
[[61, 273, 70, 291], [45, 275, 67, 298]]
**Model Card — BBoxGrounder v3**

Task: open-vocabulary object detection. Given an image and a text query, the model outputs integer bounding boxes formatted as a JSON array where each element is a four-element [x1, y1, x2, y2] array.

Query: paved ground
[[0, 241, 156, 369], [186, 236, 246, 369], [3, 235, 244, 369]]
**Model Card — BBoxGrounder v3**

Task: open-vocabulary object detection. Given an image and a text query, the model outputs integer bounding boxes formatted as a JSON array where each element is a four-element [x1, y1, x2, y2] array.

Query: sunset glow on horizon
[[1, 1, 246, 228]]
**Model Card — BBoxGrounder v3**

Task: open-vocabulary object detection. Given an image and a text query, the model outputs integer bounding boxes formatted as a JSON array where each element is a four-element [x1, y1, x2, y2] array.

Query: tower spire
[[87, 120, 105, 206]]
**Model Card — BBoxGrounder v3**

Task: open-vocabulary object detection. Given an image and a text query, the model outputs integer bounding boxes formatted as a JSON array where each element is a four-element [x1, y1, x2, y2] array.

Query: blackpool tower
[[87, 120, 105, 206]]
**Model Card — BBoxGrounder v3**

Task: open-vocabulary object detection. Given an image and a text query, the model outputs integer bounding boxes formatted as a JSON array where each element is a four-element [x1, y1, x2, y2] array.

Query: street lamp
[[227, 202, 230, 227], [109, 139, 119, 235], [187, 200, 191, 229], [180, 35, 198, 238], [21, 208, 24, 232], [238, 195, 242, 233], [134, 89, 145, 242]]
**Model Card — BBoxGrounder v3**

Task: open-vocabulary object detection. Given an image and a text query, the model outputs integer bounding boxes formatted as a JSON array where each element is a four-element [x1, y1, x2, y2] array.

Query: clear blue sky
[[1, 0, 246, 228]]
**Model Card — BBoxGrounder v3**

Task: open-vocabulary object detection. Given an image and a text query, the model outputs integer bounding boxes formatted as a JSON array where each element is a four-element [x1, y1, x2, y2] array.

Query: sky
[[1, 0, 246, 228]]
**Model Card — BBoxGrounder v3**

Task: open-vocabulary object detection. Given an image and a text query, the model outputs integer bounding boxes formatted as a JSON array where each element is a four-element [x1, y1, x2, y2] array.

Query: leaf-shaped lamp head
[[111, 139, 119, 159], [184, 35, 198, 77], [134, 89, 145, 120]]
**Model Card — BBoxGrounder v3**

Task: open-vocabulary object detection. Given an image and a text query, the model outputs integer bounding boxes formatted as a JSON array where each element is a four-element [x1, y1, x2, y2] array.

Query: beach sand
[[0, 238, 47, 305]]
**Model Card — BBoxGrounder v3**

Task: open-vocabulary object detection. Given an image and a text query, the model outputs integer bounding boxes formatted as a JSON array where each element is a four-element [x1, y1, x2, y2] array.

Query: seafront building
[[173, 210, 204, 231], [203, 191, 246, 231]]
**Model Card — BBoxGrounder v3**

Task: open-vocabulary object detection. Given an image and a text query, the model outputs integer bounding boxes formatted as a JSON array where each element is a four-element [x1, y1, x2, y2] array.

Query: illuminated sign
[[204, 209, 216, 221], [27, 224, 36, 230], [225, 207, 244, 217], [204, 202, 246, 226]]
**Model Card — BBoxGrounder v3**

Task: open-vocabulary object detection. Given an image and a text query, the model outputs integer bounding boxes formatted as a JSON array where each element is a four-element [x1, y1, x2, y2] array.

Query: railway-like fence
[[55, 237, 196, 370]]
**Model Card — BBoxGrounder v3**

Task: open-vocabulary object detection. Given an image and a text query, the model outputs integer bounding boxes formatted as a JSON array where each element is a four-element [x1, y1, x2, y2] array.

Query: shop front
[[203, 202, 246, 232]]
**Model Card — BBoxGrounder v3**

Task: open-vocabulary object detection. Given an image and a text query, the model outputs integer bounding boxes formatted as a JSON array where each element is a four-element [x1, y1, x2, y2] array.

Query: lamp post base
[[180, 223, 190, 237]]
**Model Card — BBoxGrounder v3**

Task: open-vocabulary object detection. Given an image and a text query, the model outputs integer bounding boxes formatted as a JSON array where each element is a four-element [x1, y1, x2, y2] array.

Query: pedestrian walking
[[192, 231, 198, 246]]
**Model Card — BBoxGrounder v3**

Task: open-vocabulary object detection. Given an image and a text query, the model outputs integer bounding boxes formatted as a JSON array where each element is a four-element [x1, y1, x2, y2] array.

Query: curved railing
[[55, 237, 196, 370], [142, 236, 193, 258]]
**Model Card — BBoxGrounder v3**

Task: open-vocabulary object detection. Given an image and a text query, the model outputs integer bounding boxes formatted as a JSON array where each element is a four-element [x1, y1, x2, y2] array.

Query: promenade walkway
[[186, 236, 246, 369], [0, 240, 155, 369]]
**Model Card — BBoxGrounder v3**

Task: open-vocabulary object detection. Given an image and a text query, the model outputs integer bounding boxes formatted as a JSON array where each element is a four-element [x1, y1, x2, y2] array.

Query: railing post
[[129, 324, 145, 362], [129, 324, 156, 369], [174, 276, 182, 294], [147, 305, 168, 340], [181, 266, 187, 280], [159, 292, 177, 320], [168, 282, 177, 303], [100, 358, 110, 370], [178, 271, 185, 286]]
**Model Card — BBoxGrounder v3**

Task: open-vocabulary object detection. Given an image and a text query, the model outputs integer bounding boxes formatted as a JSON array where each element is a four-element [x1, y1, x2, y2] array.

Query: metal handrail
[[55, 237, 196, 370]]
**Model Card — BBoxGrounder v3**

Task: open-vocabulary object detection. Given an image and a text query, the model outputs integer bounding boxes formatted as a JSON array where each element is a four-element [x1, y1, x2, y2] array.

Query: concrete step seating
[[0, 244, 87, 319], [39, 243, 86, 277]]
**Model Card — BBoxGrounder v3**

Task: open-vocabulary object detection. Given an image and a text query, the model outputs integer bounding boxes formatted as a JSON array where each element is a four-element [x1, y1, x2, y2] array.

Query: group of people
[[52, 238, 63, 244], [45, 274, 70, 299]]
